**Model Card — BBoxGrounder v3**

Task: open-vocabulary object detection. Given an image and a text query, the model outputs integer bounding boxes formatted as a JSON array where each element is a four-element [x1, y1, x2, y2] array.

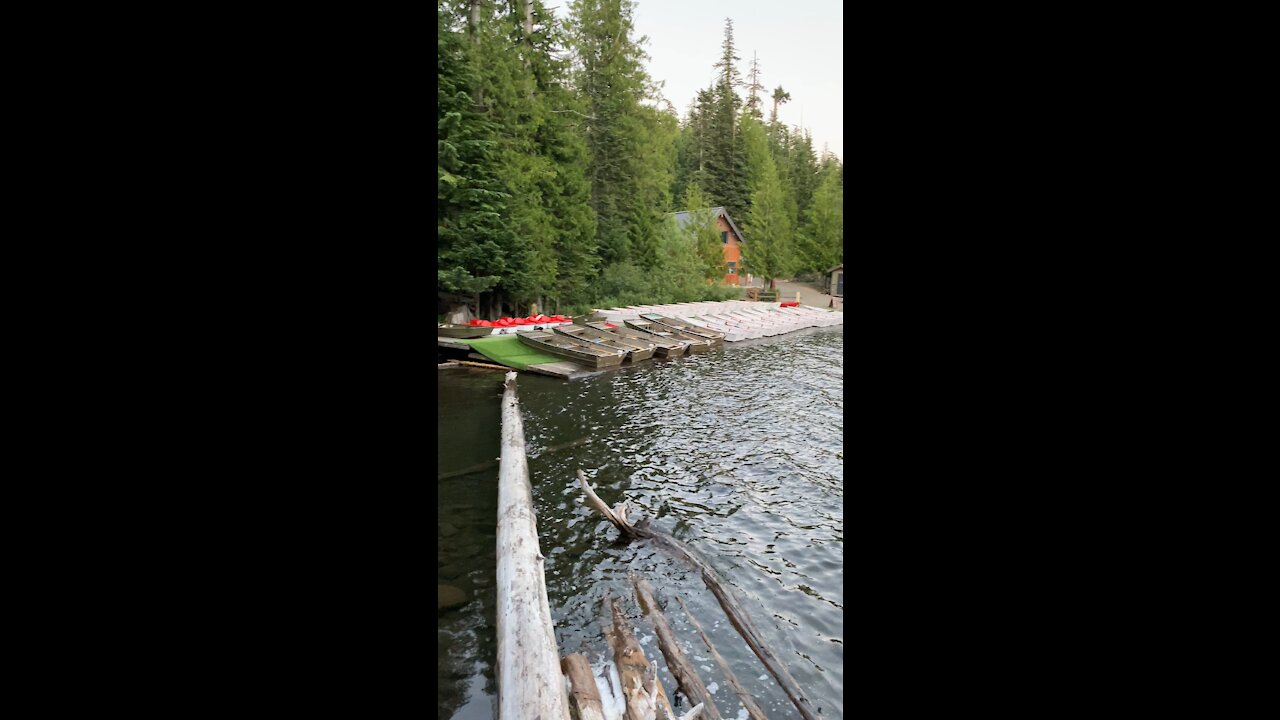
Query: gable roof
[[669, 206, 745, 242], [828, 263, 843, 273]]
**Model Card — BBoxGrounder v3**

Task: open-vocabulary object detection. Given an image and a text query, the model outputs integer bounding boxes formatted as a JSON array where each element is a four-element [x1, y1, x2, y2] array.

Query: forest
[[438, 0, 843, 318]]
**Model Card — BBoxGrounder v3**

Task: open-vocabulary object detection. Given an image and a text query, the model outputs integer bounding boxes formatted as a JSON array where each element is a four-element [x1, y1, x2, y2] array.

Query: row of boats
[[516, 301, 842, 368]]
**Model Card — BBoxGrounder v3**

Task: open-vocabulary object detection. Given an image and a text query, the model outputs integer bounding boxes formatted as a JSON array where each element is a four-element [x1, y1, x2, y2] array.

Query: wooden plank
[[526, 360, 600, 379], [496, 372, 571, 720], [438, 337, 471, 350]]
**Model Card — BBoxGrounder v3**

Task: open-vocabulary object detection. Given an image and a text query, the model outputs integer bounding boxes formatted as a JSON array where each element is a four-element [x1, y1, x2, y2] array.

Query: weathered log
[[604, 592, 662, 720], [458, 359, 510, 371], [439, 437, 592, 481], [562, 653, 606, 720], [578, 470, 817, 720], [673, 594, 768, 720], [496, 373, 570, 720], [631, 575, 721, 719]]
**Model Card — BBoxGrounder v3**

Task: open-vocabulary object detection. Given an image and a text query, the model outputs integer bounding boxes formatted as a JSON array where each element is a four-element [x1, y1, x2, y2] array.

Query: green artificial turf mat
[[458, 334, 560, 370]]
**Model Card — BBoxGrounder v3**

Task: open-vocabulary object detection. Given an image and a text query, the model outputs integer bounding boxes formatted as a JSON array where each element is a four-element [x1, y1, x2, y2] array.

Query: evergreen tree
[[698, 18, 749, 220], [789, 128, 819, 219], [681, 184, 725, 282], [567, 0, 652, 267], [741, 140, 794, 289], [745, 52, 764, 119], [438, 2, 515, 314], [797, 161, 843, 276]]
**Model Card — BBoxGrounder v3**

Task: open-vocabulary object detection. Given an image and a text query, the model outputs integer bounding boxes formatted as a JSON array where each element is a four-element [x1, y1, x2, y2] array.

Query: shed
[[828, 264, 844, 297]]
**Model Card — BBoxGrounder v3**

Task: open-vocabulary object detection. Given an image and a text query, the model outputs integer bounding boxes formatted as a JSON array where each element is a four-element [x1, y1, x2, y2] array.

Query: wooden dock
[[439, 336, 601, 380]]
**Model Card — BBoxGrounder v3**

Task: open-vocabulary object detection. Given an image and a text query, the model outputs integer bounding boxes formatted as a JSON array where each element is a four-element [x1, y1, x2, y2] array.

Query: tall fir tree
[[438, 1, 515, 315], [742, 124, 795, 289], [798, 164, 843, 275]]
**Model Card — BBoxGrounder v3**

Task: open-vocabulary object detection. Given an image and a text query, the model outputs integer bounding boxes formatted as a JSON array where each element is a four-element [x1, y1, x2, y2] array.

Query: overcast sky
[[553, 0, 844, 161]]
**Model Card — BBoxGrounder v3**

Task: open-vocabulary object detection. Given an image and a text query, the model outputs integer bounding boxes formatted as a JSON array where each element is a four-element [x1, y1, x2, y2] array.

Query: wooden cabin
[[829, 263, 844, 297], [671, 207, 747, 286]]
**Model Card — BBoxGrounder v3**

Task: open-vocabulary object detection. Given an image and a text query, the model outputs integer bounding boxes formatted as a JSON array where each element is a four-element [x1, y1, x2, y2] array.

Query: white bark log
[[497, 372, 571, 720]]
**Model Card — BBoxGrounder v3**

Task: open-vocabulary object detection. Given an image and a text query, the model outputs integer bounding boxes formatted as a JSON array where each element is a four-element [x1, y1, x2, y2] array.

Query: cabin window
[[727, 261, 737, 275], [721, 231, 728, 244]]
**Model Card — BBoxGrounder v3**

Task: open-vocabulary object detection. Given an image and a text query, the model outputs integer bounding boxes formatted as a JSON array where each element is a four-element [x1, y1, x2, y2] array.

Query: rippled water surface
[[438, 326, 843, 718]]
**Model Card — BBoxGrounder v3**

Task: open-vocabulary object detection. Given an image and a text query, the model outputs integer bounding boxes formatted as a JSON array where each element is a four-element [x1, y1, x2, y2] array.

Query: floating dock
[[439, 300, 841, 379]]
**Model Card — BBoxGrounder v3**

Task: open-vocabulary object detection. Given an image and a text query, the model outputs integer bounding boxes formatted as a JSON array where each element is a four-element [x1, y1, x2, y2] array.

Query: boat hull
[[517, 331, 625, 368], [625, 319, 711, 353], [587, 322, 688, 357], [639, 314, 725, 347], [554, 325, 655, 362]]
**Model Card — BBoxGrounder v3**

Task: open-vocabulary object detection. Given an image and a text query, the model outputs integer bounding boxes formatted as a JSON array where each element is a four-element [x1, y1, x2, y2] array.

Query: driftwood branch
[[674, 594, 768, 720], [580, 470, 818, 720], [631, 575, 721, 719]]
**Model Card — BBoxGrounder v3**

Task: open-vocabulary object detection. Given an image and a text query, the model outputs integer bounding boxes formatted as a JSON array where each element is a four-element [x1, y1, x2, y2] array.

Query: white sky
[[553, 0, 844, 161]]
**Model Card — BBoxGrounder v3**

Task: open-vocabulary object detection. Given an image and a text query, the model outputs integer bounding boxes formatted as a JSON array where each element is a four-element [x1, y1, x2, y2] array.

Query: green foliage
[[681, 185, 725, 281], [796, 163, 843, 275], [438, 3, 836, 318], [742, 147, 795, 286]]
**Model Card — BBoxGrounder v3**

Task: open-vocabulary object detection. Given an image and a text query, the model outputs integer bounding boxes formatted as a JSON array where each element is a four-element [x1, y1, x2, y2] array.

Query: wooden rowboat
[[517, 330, 626, 368], [438, 324, 497, 338], [587, 321, 688, 357], [639, 313, 725, 347], [555, 324, 656, 362], [625, 318, 711, 353]]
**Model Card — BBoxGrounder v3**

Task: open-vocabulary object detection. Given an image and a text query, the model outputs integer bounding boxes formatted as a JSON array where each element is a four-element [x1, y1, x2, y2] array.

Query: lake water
[[438, 325, 844, 718]]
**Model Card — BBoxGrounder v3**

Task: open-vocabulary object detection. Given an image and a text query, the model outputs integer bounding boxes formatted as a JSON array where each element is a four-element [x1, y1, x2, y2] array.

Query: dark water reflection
[[438, 326, 843, 718]]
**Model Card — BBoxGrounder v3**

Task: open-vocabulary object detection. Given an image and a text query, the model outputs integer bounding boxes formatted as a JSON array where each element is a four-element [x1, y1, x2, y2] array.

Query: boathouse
[[671, 207, 747, 286]]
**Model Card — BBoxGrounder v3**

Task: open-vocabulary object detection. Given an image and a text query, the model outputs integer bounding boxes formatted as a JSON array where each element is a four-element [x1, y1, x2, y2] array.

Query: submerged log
[[496, 373, 570, 720], [631, 576, 721, 719], [673, 595, 768, 720], [562, 653, 606, 720], [579, 470, 818, 720], [604, 592, 662, 720]]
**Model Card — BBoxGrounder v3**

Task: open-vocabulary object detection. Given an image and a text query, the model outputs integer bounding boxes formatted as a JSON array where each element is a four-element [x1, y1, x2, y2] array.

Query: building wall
[[718, 216, 742, 286], [829, 266, 844, 297]]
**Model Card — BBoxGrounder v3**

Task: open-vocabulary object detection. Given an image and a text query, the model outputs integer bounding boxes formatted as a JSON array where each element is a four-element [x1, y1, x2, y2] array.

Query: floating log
[[604, 592, 661, 720], [674, 594, 768, 720], [562, 653, 606, 720], [458, 359, 510, 371], [631, 575, 721, 719], [579, 470, 817, 720], [496, 373, 570, 720]]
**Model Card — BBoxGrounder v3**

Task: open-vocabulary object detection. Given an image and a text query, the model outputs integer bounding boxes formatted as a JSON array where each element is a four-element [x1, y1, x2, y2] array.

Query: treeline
[[438, 0, 843, 318]]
